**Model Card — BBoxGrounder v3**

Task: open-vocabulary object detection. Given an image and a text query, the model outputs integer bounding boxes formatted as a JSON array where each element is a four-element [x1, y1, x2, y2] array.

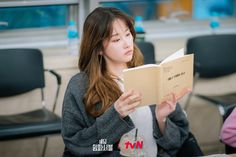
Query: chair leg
[[42, 137, 48, 157]]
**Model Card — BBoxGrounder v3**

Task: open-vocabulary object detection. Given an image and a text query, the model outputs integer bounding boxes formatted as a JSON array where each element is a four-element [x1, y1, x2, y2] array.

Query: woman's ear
[[99, 51, 103, 55]]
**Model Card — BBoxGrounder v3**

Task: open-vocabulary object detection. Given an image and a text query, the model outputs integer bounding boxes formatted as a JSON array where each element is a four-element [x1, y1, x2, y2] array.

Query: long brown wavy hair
[[79, 7, 144, 117]]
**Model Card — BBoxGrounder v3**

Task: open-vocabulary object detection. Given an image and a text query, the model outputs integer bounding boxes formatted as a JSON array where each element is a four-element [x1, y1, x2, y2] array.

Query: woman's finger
[[165, 100, 177, 111], [115, 91, 142, 117], [127, 100, 141, 110], [177, 88, 192, 100], [124, 93, 142, 105], [124, 101, 141, 114], [117, 100, 140, 117], [119, 90, 134, 101], [172, 93, 177, 103]]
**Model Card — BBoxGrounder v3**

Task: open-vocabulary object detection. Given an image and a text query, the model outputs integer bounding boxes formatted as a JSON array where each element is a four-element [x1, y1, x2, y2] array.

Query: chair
[[136, 41, 156, 64], [184, 34, 236, 115], [0, 49, 62, 157]]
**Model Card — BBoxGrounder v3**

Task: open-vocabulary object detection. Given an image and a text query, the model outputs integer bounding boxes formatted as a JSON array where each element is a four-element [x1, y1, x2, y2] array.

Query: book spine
[[156, 67, 163, 104]]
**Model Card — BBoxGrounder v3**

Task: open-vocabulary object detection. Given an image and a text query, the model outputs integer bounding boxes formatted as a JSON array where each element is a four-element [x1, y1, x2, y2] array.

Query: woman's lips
[[125, 50, 133, 56]]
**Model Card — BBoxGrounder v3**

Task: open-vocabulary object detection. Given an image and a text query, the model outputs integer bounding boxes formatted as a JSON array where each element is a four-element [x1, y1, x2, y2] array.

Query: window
[[100, 0, 159, 20], [0, 0, 79, 49], [99, 0, 235, 21], [0, 5, 68, 30], [193, 0, 235, 19]]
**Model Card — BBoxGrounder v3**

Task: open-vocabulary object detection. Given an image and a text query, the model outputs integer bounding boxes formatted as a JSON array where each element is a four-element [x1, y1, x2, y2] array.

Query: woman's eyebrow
[[111, 33, 119, 37], [111, 28, 129, 37]]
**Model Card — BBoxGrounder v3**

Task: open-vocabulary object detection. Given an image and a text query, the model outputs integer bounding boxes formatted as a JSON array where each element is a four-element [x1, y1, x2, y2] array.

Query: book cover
[[123, 48, 194, 106]]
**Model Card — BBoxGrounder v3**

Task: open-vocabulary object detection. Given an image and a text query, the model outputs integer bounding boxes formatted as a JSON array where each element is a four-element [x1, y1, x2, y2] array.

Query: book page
[[123, 66, 161, 106], [161, 48, 184, 64], [159, 54, 194, 103], [123, 64, 159, 72]]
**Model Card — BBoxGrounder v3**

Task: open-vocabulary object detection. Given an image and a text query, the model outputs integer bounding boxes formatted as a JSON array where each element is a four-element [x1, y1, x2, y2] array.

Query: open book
[[123, 48, 194, 106]]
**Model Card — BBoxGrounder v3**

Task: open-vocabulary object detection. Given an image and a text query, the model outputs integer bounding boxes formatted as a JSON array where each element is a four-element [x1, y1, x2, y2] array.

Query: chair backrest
[[0, 49, 45, 97], [136, 41, 156, 64], [186, 34, 236, 78]]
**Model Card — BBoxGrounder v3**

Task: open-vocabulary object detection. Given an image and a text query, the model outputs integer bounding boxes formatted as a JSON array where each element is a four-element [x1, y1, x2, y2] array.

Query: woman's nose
[[123, 38, 130, 48]]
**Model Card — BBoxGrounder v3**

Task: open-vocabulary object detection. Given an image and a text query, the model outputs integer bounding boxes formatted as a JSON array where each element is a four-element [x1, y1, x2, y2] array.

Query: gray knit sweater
[[61, 72, 189, 157]]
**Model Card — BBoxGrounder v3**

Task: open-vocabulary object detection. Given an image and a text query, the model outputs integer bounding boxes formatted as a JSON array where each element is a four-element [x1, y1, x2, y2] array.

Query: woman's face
[[102, 19, 134, 67]]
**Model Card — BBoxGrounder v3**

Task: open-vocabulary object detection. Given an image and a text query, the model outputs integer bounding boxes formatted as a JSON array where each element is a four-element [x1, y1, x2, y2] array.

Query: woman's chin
[[124, 56, 133, 62]]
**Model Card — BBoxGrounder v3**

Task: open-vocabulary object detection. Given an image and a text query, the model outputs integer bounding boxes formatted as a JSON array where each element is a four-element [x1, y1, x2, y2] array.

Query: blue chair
[[185, 34, 236, 115], [136, 41, 156, 64], [0, 49, 62, 157]]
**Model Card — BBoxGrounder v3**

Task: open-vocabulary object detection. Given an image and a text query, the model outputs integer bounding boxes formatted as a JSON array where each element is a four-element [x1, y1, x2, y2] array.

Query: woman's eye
[[126, 33, 131, 36], [112, 39, 120, 42]]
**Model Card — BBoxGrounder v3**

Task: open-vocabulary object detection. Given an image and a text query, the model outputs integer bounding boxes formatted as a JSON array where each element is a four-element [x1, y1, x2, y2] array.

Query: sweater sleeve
[[151, 103, 189, 156], [220, 107, 236, 148], [61, 75, 135, 156]]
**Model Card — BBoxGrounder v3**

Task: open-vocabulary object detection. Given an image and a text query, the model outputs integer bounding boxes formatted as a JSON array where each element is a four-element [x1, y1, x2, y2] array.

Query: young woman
[[62, 7, 189, 157]]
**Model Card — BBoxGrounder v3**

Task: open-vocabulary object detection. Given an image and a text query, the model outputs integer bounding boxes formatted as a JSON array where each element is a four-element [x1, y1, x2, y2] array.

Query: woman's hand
[[156, 93, 177, 121], [155, 93, 177, 134], [155, 89, 191, 134], [156, 88, 191, 120], [114, 90, 142, 118]]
